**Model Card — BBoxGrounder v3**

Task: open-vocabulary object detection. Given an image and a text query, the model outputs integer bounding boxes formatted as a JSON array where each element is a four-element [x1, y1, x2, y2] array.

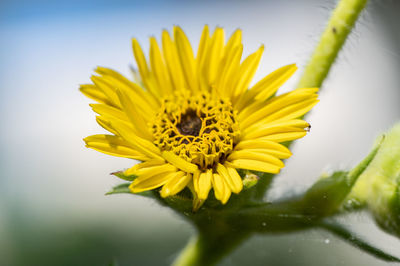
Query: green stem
[[173, 231, 249, 266], [320, 221, 400, 262], [172, 201, 313, 266], [298, 0, 368, 88]]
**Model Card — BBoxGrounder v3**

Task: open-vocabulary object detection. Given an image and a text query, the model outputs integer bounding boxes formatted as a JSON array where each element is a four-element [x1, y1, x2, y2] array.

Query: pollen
[[152, 91, 240, 170]]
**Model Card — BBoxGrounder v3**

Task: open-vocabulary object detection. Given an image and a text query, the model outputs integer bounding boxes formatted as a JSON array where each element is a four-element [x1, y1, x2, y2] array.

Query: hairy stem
[[298, 0, 368, 88], [255, 0, 368, 200]]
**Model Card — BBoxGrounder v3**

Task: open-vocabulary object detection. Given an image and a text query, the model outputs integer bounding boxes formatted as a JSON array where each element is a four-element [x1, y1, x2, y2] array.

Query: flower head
[[81, 26, 318, 205]]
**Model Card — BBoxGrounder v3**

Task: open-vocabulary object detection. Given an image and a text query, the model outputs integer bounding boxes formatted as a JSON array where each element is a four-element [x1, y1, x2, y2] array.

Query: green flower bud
[[242, 172, 259, 190], [349, 123, 400, 237]]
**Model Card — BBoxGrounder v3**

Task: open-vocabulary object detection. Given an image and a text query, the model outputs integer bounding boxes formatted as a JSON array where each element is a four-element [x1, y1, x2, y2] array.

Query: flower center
[[177, 109, 202, 136], [151, 91, 240, 170]]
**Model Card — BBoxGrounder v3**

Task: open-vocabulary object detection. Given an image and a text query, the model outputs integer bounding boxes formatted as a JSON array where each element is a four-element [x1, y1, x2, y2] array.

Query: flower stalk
[[173, 232, 250, 266], [298, 0, 368, 88]]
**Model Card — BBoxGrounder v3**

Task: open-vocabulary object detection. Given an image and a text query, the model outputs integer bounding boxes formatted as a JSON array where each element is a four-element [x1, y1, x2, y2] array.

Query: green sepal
[[302, 171, 349, 216], [111, 171, 137, 181], [105, 183, 155, 198], [162, 194, 194, 214], [301, 135, 383, 217]]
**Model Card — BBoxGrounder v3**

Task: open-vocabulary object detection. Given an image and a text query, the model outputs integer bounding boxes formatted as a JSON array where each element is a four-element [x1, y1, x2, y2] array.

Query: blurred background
[[0, 0, 399, 265]]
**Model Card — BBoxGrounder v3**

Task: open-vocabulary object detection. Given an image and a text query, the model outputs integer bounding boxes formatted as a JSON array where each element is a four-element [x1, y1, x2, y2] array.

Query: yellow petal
[[130, 171, 175, 193], [211, 173, 231, 204], [239, 90, 318, 128], [116, 89, 153, 140], [132, 38, 150, 81], [217, 44, 243, 97], [235, 139, 291, 154], [228, 159, 281, 174], [94, 66, 159, 110], [197, 169, 213, 200], [90, 104, 130, 124], [91, 76, 120, 107], [235, 64, 298, 110], [128, 163, 176, 178], [162, 151, 198, 173], [84, 134, 147, 160], [80, 84, 110, 105], [162, 30, 185, 91], [237, 148, 291, 159], [242, 126, 306, 142], [192, 170, 201, 193], [110, 119, 162, 160], [221, 179, 232, 204], [255, 64, 298, 100], [260, 131, 307, 142], [196, 25, 210, 64], [160, 172, 191, 197], [263, 99, 319, 124], [149, 37, 173, 95], [124, 159, 166, 176], [212, 173, 225, 202], [174, 26, 198, 91], [224, 29, 242, 58], [206, 27, 225, 85], [243, 119, 309, 139], [238, 87, 318, 123], [228, 150, 284, 167], [132, 38, 162, 99], [226, 167, 244, 193], [95, 116, 118, 135], [216, 163, 242, 194], [232, 45, 264, 100], [244, 126, 306, 141]]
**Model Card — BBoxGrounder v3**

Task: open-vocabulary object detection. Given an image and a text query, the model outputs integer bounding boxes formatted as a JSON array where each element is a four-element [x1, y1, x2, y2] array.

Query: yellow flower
[[81, 26, 318, 205]]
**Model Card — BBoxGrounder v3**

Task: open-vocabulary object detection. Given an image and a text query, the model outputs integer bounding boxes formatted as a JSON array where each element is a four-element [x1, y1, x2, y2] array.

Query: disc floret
[[152, 91, 240, 170]]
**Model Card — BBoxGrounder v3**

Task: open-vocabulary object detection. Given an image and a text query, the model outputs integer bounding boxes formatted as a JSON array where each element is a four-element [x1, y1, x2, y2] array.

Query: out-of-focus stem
[[320, 221, 400, 262], [298, 0, 368, 88], [172, 231, 249, 266]]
